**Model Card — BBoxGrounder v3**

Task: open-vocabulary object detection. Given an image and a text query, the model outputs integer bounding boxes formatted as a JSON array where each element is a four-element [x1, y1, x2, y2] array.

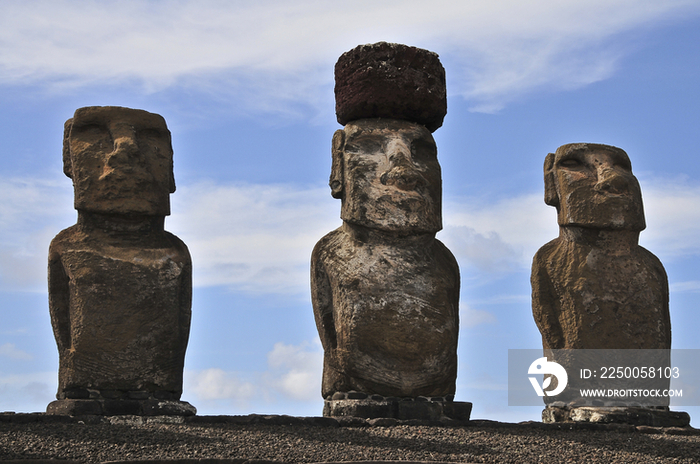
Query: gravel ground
[[1, 414, 699, 463]]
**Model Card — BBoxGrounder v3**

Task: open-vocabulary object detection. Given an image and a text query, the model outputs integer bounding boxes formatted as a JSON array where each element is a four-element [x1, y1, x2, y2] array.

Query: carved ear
[[543, 152, 559, 208], [329, 129, 345, 199], [62, 119, 73, 179]]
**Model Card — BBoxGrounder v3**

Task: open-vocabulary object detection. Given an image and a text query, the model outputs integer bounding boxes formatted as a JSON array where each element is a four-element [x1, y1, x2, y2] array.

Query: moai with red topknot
[[311, 42, 470, 420]]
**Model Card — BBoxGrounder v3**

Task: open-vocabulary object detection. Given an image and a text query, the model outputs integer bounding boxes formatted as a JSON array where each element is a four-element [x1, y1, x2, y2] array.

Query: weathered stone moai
[[532, 143, 688, 426], [47, 106, 195, 416], [311, 42, 470, 420]]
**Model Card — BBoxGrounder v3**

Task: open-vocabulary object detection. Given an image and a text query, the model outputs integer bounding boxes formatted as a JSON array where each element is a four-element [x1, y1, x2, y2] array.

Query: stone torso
[[49, 224, 192, 396], [312, 227, 459, 398], [531, 235, 670, 350]]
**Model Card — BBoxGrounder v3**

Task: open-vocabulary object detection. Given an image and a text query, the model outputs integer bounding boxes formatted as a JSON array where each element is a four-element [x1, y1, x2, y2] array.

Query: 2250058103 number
[[600, 366, 680, 379]]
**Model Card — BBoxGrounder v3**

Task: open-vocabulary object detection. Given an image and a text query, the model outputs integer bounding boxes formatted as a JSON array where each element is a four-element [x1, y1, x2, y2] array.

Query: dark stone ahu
[[47, 106, 195, 416], [531, 143, 688, 427], [311, 42, 470, 421]]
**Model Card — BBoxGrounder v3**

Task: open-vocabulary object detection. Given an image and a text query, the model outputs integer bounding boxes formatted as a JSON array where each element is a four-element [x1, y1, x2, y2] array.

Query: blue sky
[[1, 0, 700, 425]]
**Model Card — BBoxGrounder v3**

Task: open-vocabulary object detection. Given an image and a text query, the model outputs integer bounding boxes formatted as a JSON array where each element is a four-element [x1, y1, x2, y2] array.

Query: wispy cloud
[[441, 193, 557, 273], [442, 179, 700, 273], [639, 179, 700, 259], [183, 340, 323, 414], [0, 177, 74, 292], [265, 341, 323, 402], [460, 305, 498, 328], [170, 182, 551, 294], [0, 343, 33, 361], [3, 175, 700, 295], [669, 281, 700, 293], [168, 181, 340, 294], [1, 1, 698, 114], [184, 368, 257, 403], [0, 371, 55, 413]]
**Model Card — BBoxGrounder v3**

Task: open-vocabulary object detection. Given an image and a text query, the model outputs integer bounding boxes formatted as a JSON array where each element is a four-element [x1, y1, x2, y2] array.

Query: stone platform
[[323, 392, 471, 421], [47, 399, 196, 416], [543, 405, 690, 427]]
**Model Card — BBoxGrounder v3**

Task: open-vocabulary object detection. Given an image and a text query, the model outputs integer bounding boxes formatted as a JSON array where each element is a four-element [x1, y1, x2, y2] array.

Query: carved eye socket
[[137, 128, 171, 158], [558, 158, 582, 169], [614, 159, 632, 171], [411, 139, 437, 161], [345, 139, 383, 154], [71, 124, 113, 150]]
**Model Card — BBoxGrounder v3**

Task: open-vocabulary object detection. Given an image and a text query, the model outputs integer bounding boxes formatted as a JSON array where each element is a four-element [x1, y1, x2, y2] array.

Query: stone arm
[[167, 232, 193, 350], [531, 244, 565, 350], [435, 239, 461, 331], [310, 241, 337, 352], [48, 239, 71, 354], [179, 257, 193, 349], [641, 246, 672, 348], [659, 263, 671, 348]]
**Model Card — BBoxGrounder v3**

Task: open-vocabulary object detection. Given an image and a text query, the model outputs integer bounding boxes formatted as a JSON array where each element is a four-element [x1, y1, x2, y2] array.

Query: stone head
[[329, 118, 442, 234], [63, 106, 175, 216], [330, 42, 447, 235], [544, 143, 645, 230]]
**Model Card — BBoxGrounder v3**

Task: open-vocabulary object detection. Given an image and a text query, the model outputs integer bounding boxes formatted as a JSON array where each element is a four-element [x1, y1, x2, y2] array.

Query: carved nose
[[106, 136, 139, 167], [380, 165, 426, 191], [113, 136, 138, 155], [595, 168, 629, 194], [386, 139, 411, 162], [380, 139, 428, 191]]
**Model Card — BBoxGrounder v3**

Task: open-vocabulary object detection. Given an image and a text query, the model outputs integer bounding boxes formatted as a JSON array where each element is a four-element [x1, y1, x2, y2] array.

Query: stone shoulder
[[433, 237, 459, 273], [637, 244, 667, 274], [531, 237, 563, 271], [163, 229, 192, 261], [311, 227, 345, 263], [48, 225, 82, 256]]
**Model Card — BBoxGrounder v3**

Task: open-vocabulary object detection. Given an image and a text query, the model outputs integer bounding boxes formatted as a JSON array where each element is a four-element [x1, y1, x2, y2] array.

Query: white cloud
[[460, 305, 498, 328], [266, 341, 323, 402], [669, 281, 700, 293], [183, 340, 322, 411], [167, 181, 339, 294], [0, 343, 33, 361], [0, 371, 56, 413], [440, 226, 523, 274], [0, 177, 74, 292], [639, 180, 700, 259], [0, 176, 340, 295], [4, 175, 700, 297], [184, 368, 256, 402], [441, 193, 557, 272], [1, 1, 698, 114], [441, 179, 700, 275]]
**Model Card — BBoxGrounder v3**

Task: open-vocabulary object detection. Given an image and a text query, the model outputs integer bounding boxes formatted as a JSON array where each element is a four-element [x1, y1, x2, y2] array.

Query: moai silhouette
[[532, 143, 688, 426], [311, 42, 470, 420], [47, 106, 195, 416]]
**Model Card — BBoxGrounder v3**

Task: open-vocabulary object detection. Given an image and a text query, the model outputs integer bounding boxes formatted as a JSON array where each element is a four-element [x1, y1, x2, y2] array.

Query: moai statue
[[532, 143, 688, 426], [311, 42, 470, 421], [47, 106, 195, 416]]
